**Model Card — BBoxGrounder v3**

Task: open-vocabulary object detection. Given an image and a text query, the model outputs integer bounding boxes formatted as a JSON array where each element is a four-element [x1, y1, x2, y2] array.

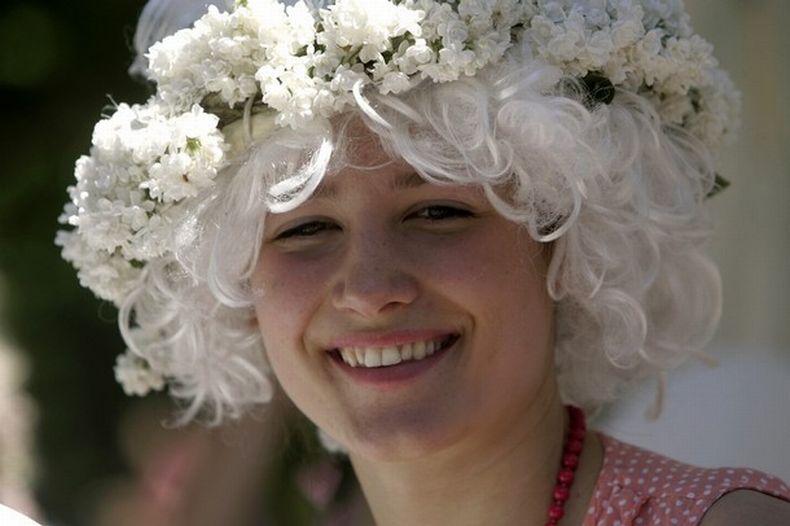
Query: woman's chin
[[338, 408, 471, 464]]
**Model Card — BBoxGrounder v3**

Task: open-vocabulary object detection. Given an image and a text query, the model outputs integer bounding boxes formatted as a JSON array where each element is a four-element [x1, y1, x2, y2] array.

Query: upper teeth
[[338, 339, 444, 368]]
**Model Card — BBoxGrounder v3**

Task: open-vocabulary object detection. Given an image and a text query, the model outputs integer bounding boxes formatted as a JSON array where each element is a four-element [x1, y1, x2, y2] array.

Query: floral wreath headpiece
[[57, 0, 739, 396]]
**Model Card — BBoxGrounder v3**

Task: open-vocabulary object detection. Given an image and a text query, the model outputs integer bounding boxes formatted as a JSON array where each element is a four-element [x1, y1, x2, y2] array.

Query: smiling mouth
[[329, 334, 459, 368]]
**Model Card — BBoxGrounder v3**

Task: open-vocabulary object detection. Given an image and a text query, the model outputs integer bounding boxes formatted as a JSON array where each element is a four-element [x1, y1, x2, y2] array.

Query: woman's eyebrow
[[312, 172, 427, 200]]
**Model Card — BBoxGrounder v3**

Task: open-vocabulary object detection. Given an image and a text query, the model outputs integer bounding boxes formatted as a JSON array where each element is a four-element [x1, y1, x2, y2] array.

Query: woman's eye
[[275, 221, 337, 240], [411, 205, 475, 222]]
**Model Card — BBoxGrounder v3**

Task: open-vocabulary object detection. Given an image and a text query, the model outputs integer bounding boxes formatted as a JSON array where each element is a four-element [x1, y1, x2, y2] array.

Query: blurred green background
[[0, 0, 148, 523], [0, 1, 788, 525]]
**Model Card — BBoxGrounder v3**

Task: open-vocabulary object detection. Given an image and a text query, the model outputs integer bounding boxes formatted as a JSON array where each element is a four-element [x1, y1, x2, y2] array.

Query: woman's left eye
[[410, 205, 475, 222]]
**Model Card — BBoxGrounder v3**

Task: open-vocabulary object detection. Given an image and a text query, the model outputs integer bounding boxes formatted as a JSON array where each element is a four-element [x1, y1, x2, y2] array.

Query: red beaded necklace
[[545, 405, 586, 526]]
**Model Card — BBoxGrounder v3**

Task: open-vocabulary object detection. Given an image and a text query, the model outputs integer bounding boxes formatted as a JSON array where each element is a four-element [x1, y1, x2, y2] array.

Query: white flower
[[381, 71, 412, 94], [520, 0, 737, 149], [55, 230, 143, 305], [59, 99, 227, 301], [321, 0, 424, 49], [394, 38, 434, 74], [140, 105, 226, 203], [114, 350, 166, 396], [147, 5, 263, 109], [640, 0, 691, 37]]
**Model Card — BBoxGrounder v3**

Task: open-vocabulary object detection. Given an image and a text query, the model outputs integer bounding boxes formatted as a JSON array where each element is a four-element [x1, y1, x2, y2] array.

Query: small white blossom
[[114, 350, 166, 396], [381, 71, 412, 94], [55, 230, 143, 304]]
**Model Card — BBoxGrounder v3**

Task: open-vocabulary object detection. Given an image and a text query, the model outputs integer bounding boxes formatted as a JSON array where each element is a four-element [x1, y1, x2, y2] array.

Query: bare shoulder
[[698, 489, 790, 526]]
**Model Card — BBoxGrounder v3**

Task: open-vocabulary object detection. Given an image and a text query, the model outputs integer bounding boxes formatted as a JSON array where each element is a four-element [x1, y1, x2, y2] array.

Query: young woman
[[58, 0, 790, 523]]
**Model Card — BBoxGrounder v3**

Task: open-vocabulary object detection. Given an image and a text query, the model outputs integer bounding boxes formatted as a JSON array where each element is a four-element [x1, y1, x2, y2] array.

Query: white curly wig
[[120, 0, 723, 425]]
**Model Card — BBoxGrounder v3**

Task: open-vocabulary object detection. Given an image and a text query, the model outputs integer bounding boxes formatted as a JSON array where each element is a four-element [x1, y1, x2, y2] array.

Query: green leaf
[[706, 173, 730, 199], [186, 137, 201, 154]]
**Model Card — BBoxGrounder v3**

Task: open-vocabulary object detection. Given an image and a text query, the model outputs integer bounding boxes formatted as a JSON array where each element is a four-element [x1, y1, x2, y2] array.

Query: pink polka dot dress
[[582, 433, 790, 525]]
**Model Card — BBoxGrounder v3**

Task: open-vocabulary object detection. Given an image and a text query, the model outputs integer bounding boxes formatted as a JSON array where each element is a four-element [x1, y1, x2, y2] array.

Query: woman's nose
[[331, 234, 419, 318]]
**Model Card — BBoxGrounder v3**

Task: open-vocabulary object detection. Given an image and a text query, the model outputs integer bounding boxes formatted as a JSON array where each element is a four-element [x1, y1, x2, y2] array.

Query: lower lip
[[329, 337, 457, 387]]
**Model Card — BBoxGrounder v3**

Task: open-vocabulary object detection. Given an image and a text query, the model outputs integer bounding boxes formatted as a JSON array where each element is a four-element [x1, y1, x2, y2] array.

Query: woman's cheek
[[255, 250, 333, 349], [258, 248, 335, 303]]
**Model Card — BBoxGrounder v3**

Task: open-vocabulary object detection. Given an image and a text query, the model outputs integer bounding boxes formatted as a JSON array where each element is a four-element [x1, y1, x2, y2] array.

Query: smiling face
[[252, 139, 557, 462]]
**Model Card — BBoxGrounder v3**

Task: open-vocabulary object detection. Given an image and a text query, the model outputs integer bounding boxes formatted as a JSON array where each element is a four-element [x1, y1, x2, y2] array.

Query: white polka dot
[[686, 492, 695, 499]]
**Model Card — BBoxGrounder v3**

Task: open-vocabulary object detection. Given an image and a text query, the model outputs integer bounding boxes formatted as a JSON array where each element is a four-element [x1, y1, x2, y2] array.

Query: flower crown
[[57, 0, 739, 396]]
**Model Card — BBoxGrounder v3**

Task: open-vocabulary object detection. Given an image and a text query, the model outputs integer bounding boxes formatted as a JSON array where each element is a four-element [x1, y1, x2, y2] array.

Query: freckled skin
[[253, 152, 556, 463]]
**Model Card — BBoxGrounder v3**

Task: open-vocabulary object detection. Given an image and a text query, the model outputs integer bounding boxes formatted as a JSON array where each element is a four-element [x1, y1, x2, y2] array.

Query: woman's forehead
[[314, 169, 427, 200]]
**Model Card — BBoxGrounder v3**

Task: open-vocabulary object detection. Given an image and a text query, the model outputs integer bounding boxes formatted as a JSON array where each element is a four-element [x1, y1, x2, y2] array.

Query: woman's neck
[[349, 396, 603, 526]]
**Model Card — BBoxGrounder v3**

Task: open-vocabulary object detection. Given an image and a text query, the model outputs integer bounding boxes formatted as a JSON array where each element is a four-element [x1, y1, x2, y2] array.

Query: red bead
[[548, 504, 565, 520], [558, 468, 575, 484], [567, 438, 583, 454], [563, 453, 579, 468], [553, 486, 570, 501], [545, 406, 587, 525]]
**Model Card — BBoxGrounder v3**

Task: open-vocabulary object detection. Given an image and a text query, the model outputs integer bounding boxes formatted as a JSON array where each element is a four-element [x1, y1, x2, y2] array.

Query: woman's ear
[[541, 239, 555, 264]]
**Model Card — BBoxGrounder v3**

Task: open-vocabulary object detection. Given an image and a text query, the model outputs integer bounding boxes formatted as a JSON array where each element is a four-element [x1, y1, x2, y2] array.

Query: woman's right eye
[[274, 220, 338, 240]]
